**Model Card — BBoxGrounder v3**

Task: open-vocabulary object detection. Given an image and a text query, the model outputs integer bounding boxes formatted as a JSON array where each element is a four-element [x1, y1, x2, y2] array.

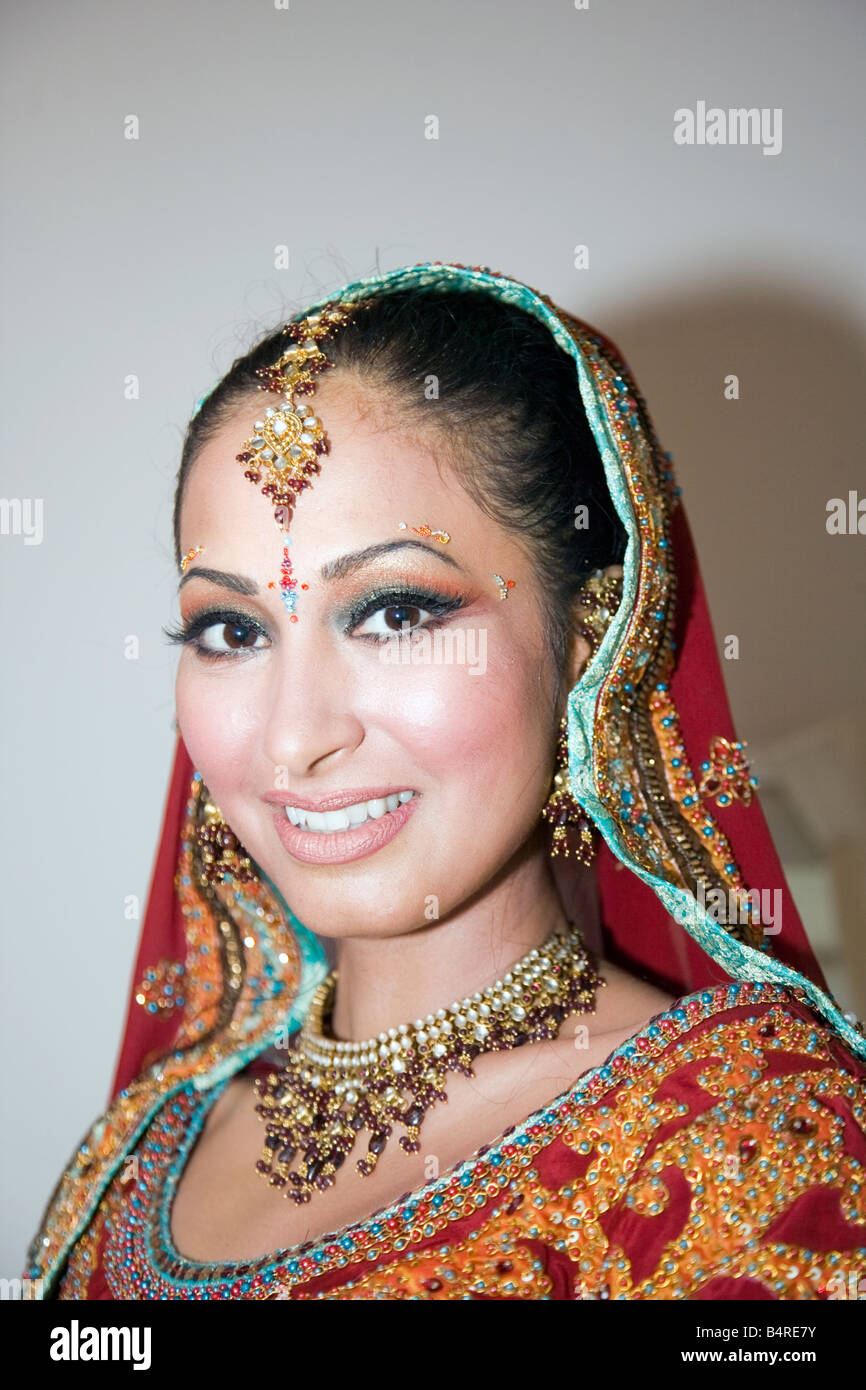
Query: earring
[[575, 569, 624, 660], [541, 717, 596, 863], [195, 786, 257, 888]]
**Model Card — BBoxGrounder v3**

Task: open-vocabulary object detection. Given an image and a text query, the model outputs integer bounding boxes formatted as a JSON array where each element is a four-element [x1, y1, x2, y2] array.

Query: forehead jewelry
[[492, 573, 516, 600], [236, 301, 357, 532], [179, 544, 205, 572], [278, 542, 299, 622], [397, 521, 451, 544]]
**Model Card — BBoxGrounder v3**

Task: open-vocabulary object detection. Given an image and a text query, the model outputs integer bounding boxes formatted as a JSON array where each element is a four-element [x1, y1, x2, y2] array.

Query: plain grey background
[[2, 0, 865, 1274]]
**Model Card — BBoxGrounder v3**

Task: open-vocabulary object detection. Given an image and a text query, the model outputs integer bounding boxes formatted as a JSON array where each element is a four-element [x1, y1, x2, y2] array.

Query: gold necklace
[[253, 923, 603, 1202]]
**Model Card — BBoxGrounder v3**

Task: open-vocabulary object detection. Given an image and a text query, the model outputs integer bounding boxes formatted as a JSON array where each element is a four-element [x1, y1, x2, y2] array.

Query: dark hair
[[173, 287, 627, 678]]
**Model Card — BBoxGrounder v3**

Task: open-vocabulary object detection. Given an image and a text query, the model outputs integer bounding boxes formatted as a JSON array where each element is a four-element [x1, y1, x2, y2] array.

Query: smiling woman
[[27, 263, 866, 1301]]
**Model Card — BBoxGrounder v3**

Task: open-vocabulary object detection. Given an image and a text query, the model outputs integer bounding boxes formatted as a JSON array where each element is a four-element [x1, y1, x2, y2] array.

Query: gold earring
[[540, 717, 596, 863], [575, 569, 624, 660], [194, 786, 257, 888]]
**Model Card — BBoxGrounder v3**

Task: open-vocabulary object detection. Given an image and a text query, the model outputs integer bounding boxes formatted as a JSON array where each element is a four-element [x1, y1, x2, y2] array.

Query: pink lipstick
[[263, 787, 420, 865]]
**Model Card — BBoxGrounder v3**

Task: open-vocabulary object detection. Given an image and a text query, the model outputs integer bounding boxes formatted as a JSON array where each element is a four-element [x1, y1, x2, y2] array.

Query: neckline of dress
[[151, 979, 788, 1281]]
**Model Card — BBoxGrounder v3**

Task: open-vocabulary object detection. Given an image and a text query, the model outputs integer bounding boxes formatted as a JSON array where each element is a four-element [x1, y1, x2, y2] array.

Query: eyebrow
[[178, 565, 258, 594], [320, 539, 461, 582], [177, 539, 461, 592]]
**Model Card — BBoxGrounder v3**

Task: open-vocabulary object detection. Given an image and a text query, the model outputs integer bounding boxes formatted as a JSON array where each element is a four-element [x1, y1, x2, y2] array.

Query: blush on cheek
[[175, 685, 258, 806], [360, 653, 543, 792]]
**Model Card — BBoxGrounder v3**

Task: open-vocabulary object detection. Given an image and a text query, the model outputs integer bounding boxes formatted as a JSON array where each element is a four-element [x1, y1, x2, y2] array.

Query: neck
[[328, 835, 573, 1040]]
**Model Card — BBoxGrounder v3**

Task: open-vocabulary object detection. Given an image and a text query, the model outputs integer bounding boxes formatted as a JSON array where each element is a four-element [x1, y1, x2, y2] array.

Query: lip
[[262, 786, 415, 814], [268, 790, 420, 865]]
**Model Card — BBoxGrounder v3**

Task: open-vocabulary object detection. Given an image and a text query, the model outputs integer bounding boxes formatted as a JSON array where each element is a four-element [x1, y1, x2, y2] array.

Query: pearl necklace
[[253, 923, 603, 1202]]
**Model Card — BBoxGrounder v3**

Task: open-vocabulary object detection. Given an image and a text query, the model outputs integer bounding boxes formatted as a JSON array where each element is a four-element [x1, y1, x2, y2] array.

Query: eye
[[354, 602, 429, 638], [196, 619, 269, 655], [163, 608, 271, 662], [345, 587, 465, 643]]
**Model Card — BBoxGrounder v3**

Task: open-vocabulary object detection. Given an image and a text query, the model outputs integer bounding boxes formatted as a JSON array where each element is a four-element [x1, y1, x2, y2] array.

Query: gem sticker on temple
[[179, 545, 205, 572], [236, 302, 359, 531], [492, 573, 516, 600], [397, 522, 451, 544]]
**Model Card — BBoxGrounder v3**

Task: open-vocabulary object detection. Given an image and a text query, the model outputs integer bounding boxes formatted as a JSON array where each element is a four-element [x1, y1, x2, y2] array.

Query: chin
[[268, 883, 441, 941]]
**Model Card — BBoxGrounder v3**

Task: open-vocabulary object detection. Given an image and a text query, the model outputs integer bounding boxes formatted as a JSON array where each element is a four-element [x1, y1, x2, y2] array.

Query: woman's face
[[175, 371, 576, 939]]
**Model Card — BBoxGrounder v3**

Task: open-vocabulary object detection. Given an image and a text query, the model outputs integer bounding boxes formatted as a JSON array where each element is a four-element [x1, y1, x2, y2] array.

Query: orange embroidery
[[69, 988, 866, 1301]]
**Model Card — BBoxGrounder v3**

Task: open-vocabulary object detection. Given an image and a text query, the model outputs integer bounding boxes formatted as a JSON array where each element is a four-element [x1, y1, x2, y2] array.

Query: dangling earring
[[541, 717, 596, 863], [575, 569, 624, 659], [538, 570, 622, 862], [195, 786, 257, 888]]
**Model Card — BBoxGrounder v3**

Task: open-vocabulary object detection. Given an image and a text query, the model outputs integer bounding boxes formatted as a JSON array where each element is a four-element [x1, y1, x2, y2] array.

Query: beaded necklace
[[253, 922, 602, 1203]]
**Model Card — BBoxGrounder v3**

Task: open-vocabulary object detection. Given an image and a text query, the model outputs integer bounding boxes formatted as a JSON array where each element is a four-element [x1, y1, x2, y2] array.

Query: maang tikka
[[541, 568, 624, 861], [195, 306, 364, 884], [236, 300, 360, 531], [194, 308, 366, 884]]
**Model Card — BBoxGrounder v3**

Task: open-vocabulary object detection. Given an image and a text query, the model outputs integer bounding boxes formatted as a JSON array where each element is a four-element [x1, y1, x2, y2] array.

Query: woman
[[28, 262, 866, 1300]]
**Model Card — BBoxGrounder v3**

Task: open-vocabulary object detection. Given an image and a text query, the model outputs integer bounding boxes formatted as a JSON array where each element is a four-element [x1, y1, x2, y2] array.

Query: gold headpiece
[[236, 301, 356, 530]]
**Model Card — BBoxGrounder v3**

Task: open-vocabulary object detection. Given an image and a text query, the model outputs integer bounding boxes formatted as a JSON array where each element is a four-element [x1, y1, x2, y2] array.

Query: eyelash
[[346, 587, 464, 644], [162, 588, 465, 663], [162, 607, 271, 663]]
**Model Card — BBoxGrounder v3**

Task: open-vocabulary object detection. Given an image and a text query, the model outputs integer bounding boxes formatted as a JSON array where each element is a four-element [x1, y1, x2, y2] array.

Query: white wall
[[2, 0, 864, 1272]]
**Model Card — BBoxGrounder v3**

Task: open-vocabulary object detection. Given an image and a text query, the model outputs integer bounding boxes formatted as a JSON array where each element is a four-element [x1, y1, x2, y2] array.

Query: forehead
[[177, 371, 500, 562]]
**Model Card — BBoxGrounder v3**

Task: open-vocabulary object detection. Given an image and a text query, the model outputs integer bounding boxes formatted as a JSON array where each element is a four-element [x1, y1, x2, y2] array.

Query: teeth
[[285, 791, 415, 833]]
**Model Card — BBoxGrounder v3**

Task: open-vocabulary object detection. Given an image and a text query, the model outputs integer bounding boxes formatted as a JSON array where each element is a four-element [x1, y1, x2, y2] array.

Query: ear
[[561, 563, 625, 694]]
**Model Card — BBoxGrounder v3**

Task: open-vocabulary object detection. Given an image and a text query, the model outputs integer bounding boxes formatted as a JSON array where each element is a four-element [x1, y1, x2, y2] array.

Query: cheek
[[175, 657, 259, 793], [358, 642, 551, 799]]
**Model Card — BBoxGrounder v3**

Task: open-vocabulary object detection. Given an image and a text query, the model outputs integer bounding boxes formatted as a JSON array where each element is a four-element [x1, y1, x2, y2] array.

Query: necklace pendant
[[253, 924, 601, 1200]]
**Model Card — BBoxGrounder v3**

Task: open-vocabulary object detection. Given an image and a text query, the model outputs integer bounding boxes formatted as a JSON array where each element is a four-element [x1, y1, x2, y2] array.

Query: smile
[[269, 788, 420, 865], [284, 790, 415, 833]]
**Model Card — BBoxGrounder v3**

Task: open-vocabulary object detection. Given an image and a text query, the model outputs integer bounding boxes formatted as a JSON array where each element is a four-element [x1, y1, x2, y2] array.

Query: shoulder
[[554, 981, 866, 1299], [593, 957, 678, 1030]]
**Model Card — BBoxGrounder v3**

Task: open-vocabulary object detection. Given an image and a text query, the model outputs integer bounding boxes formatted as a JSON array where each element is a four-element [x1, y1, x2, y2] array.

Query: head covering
[[113, 260, 866, 1099], [27, 262, 866, 1289]]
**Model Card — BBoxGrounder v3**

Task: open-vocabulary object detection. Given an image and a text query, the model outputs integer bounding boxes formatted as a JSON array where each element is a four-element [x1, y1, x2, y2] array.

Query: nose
[[261, 620, 365, 784]]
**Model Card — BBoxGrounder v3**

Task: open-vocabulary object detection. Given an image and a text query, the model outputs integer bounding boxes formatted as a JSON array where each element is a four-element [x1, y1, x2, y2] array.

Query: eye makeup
[[163, 606, 270, 662], [340, 584, 466, 645], [164, 576, 471, 662]]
